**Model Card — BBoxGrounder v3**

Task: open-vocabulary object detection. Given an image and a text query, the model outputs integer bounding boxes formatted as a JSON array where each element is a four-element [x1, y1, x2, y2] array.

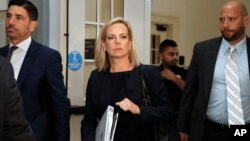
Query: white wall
[[66, 0, 85, 106], [0, 0, 7, 10], [184, 0, 225, 65], [31, 0, 50, 46], [0, 0, 7, 47], [124, 0, 151, 64], [152, 0, 187, 64]]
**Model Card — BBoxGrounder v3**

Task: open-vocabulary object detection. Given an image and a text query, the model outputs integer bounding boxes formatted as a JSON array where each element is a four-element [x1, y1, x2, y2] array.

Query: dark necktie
[[6, 46, 18, 60]]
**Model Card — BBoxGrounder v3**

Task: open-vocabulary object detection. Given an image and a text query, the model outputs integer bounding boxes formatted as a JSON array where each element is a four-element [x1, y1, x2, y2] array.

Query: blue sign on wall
[[68, 51, 83, 71]]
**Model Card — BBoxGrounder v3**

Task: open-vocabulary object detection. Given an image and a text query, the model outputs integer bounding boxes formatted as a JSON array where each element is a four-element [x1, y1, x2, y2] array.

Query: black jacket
[[0, 55, 36, 141], [82, 65, 174, 141]]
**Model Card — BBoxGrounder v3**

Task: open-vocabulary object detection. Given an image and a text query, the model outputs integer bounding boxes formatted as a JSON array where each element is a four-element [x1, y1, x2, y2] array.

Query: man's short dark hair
[[159, 39, 177, 53], [8, 0, 38, 21]]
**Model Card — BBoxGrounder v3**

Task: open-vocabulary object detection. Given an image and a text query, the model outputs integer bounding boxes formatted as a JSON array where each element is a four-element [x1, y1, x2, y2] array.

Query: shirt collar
[[10, 37, 32, 51], [221, 36, 247, 55]]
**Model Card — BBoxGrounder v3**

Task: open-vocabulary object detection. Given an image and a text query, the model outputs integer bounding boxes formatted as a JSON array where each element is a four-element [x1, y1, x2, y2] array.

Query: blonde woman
[[81, 17, 173, 141]]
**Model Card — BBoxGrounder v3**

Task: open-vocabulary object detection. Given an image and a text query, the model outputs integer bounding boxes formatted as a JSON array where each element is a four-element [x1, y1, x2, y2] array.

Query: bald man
[[177, 1, 250, 141]]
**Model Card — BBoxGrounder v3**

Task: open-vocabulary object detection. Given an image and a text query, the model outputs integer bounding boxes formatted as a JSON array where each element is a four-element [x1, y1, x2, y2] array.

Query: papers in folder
[[95, 105, 119, 141]]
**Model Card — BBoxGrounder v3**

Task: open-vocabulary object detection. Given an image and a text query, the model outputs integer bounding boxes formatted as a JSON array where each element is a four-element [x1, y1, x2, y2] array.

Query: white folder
[[95, 105, 119, 141]]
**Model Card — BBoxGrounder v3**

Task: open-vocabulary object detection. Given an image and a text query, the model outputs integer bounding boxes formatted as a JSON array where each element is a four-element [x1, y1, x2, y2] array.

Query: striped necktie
[[225, 46, 245, 125], [6, 46, 18, 60]]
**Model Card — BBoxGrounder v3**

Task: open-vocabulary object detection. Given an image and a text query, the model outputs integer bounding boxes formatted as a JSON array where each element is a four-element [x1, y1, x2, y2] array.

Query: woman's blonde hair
[[94, 17, 141, 71]]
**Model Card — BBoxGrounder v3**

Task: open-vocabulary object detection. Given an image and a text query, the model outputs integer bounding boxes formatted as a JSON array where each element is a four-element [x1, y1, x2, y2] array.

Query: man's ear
[[29, 21, 38, 32]]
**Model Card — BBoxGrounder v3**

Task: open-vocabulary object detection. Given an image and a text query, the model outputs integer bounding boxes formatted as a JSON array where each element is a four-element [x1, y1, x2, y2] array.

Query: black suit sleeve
[[177, 43, 200, 133], [139, 65, 174, 123], [46, 50, 69, 141], [1, 57, 36, 141]]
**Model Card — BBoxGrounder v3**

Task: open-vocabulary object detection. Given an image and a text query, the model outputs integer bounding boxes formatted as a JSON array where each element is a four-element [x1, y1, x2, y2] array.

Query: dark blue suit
[[0, 40, 69, 141]]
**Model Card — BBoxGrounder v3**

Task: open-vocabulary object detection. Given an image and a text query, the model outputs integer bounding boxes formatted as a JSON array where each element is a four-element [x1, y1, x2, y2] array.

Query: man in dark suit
[[177, 1, 250, 141], [0, 1, 69, 141], [0, 55, 36, 141]]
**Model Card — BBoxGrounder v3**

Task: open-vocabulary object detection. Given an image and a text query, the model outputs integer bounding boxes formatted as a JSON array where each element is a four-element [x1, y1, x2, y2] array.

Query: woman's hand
[[115, 98, 140, 115], [179, 132, 188, 141]]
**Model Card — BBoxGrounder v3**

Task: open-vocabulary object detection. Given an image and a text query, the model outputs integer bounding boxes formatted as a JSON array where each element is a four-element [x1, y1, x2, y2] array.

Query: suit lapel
[[246, 37, 250, 77], [204, 38, 222, 99], [0, 45, 10, 57], [17, 40, 38, 87]]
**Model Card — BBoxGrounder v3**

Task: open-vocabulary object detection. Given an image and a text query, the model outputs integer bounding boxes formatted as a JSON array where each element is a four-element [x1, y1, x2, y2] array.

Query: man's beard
[[222, 33, 236, 42], [221, 26, 245, 42]]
